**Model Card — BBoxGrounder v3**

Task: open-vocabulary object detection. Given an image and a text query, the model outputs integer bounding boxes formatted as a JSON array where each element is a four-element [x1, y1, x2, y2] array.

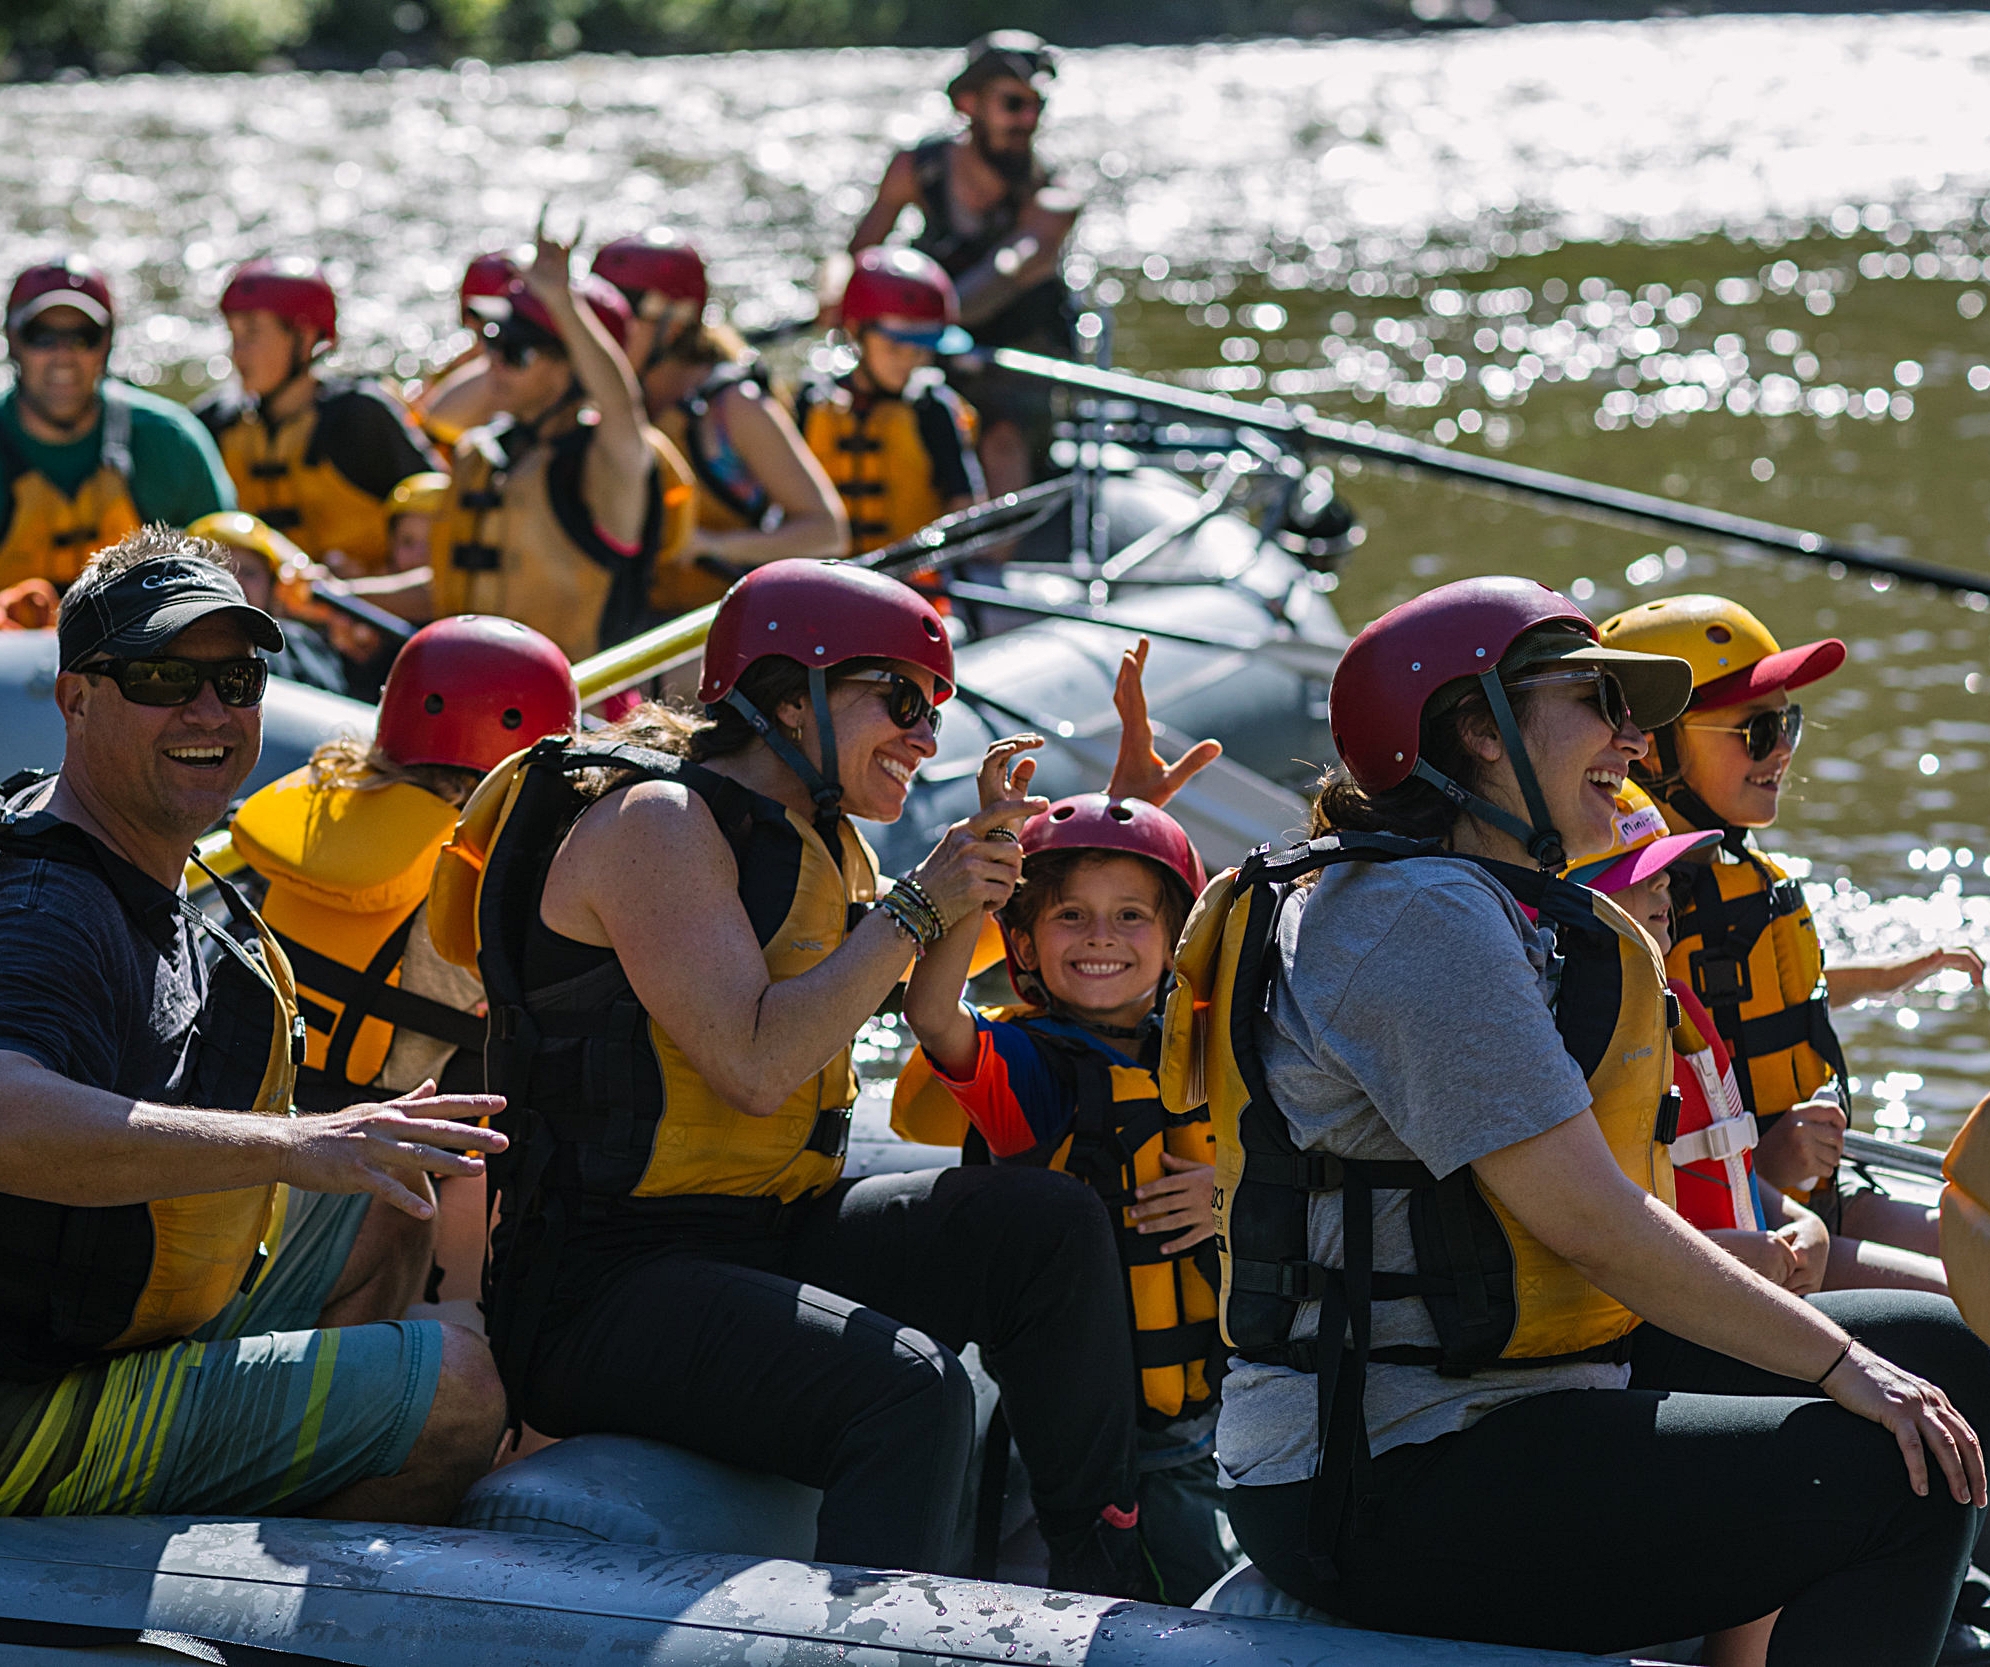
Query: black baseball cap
[[59, 553, 284, 671]]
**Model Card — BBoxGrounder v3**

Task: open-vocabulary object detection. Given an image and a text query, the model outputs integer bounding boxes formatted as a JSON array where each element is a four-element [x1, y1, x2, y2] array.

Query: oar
[[937, 580, 1344, 680], [988, 348, 1990, 596], [308, 582, 415, 645]]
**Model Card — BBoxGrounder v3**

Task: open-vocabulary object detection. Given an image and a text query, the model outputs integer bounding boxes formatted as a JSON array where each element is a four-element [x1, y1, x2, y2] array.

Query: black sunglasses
[[19, 320, 107, 353], [1510, 667, 1632, 733], [845, 670, 942, 737], [486, 336, 548, 370], [79, 656, 268, 709], [1681, 704, 1803, 762], [995, 92, 1042, 115]]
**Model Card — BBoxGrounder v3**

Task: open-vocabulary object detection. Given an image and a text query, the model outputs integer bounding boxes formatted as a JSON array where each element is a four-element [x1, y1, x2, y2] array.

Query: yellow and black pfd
[[425, 737, 878, 1385], [1159, 831, 1674, 1571], [795, 372, 981, 556], [1666, 841, 1846, 1131], [197, 379, 438, 574], [0, 388, 140, 593], [430, 406, 694, 661], [0, 786, 304, 1383], [229, 765, 486, 1112], [649, 364, 774, 619], [893, 1008, 1224, 1427]]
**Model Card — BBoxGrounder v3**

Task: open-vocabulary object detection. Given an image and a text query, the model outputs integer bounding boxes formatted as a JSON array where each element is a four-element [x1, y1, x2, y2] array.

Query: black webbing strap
[[1134, 1319, 1221, 1369], [804, 1104, 854, 1159]]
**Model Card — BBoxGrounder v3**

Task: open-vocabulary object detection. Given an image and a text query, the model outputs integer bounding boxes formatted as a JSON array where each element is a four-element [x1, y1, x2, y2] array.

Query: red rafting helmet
[[591, 231, 708, 317], [220, 258, 339, 347], [375, 616, 580, 775], [841, 248, 971, 353], [1005, 794, 1204, 1003], [7, 257, 115, 334], [477, 274, 633, 352], [459, 251, 519, 326], [699, 561, 954, 829]]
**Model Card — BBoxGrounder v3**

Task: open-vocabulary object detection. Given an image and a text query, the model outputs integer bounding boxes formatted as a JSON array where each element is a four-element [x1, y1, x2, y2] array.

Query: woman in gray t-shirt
[[1217, 577, 1990, 1667]]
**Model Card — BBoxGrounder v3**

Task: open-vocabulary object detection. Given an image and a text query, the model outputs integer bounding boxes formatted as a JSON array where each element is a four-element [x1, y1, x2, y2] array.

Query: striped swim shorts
[[0, 1188, 443, 1517]]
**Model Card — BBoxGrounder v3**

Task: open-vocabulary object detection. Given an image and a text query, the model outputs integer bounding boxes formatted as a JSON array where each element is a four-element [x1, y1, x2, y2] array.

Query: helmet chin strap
[[1638, 723, 1749, 856], [723, 668, 845, 842], [1411, 668, 1567, 870]]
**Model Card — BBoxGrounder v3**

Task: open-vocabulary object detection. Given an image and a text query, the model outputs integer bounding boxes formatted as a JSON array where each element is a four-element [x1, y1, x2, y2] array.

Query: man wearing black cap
[[0, 525, 507, 1524], [0, 258, 234, 612], [850, 31, 1081, 497]]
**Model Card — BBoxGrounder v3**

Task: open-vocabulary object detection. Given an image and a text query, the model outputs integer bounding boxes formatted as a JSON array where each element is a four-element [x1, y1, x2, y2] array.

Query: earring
[[789, 722, 804, 742]]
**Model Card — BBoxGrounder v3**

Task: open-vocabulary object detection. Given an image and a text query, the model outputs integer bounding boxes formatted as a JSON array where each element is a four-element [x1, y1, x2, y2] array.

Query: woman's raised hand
[[1106, 638, 1222, 809], [522, 206, 581, 305], [978, 733, 1044, 811], [1822, 1340, 1987, 1506]]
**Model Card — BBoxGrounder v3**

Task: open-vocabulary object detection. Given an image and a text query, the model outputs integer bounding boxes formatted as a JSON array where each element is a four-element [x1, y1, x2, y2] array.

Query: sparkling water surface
[[7, 15, 1990, 1140]]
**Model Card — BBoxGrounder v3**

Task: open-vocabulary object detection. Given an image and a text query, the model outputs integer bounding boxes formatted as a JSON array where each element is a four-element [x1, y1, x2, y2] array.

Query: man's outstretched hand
[[276, 1082, 507, 1220], [1106, 638, 1222, 809]]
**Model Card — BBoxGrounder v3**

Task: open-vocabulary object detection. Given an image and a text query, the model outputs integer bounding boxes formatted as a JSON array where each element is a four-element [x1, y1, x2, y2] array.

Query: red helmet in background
[[477, 274, 633, 352], [591, 231, 708, 317], [220, 258, 339, 346], [698, 561, 954, 705], [840, 248, 970, 353], [375, 616, 580, 774], [7, 257, 115, 334], [459, 251, 519, 326]]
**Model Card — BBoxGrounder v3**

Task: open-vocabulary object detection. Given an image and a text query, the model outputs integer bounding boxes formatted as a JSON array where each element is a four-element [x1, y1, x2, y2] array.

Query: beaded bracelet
[[876, 891, 939, 958], [894, 873, 949, 937]]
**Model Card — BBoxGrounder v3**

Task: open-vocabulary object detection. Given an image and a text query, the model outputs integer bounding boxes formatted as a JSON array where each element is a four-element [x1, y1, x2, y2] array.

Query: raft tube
[[0, 1513, 1632, 1665]]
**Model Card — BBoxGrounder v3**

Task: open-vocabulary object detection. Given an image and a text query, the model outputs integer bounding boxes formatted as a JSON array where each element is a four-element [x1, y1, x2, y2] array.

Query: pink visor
[[1691, 636, 1845, 711]]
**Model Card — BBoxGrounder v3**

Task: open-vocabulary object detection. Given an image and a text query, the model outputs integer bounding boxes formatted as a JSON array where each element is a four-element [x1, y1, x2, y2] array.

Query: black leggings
[[1228, 1292, 1990, 1666], [515, 1165, 1140, 1573]]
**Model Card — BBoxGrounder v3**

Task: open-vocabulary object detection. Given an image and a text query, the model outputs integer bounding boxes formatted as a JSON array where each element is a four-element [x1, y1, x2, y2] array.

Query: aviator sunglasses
[[18, 320, 107, 353], [78, 656, 269, 709], [1508, 666, 1633, 733], [843, 670, 943, 737], [1681, 704, 1803, 761]]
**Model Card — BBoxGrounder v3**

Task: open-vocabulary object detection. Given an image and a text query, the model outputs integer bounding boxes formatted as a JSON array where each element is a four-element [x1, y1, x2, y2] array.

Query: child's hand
[[1107, 638, 1222, 809], [978, 733, 1044, 813], [1128, 1151, 1216, 1255], [522, 206, 581, 307]]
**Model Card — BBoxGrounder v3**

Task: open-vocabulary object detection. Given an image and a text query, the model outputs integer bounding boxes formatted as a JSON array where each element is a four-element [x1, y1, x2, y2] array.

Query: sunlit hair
[[57, 524, 231, 634], [307, 735, 482, 809]]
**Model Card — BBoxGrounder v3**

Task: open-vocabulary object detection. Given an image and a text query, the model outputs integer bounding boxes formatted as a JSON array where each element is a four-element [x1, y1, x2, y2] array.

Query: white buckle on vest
[[1668, 1113, 1759, 1168]]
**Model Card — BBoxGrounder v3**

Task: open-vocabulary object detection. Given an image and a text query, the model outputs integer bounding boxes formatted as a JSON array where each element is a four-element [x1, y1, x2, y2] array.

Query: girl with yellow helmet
[[1600, 594, 1974, 1293]]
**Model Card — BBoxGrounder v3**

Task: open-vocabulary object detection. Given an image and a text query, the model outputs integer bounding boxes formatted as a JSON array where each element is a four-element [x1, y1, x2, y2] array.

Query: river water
[[7, 15, 1990, 1140]]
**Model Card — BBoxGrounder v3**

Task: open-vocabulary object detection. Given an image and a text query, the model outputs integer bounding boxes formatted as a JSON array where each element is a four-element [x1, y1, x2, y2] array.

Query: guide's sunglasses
[[17, 320, 107, 353], [78, 655, 268, 709], [995, 92, 1043, 116], [1680, 704, 1804, 761], [1508, 667, 1632, 733], [844, 671, 943, 737]]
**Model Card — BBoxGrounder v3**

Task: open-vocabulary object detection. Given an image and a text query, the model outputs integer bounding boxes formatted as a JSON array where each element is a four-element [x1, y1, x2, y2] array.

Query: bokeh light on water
[[7, 14, 1990, 1138]]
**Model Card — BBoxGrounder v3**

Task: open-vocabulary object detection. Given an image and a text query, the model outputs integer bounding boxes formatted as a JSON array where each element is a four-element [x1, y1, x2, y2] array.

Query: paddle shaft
[[990, 348, 1990, 596]]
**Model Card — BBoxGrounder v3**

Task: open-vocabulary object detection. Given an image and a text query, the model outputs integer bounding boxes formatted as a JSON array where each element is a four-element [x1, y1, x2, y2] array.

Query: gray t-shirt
[[1215, 855, 1621, 1490]]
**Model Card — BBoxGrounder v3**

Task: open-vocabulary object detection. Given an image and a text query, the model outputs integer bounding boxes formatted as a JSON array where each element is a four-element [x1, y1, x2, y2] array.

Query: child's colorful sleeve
[[924, 1015, 1074, 1159]]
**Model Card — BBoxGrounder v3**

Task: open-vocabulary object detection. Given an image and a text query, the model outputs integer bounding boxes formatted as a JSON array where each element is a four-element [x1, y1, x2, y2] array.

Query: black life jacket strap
[[276, 917, 488, 1088], [722, 676, 845, 845]]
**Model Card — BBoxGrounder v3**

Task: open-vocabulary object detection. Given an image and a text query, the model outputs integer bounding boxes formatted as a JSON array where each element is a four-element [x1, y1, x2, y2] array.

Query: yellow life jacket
[[215, 390, 400, 574], [1159, 833, 1674, 1569], [0, 391, 141, 593], [894, 1007, 1224, 1425], [1666, 846, 1844, 1126], [430, 411, 695, 661], [0, 805, 303, 1380], [646, 368, 773, 619], [796, 377, 978, 556], [230, 767, 485, 1109], [1942, 1099, 1990, 1344]]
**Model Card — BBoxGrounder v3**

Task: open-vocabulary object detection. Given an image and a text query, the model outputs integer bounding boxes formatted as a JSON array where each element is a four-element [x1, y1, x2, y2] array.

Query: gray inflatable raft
[[0, 1509, 1635, 1666]]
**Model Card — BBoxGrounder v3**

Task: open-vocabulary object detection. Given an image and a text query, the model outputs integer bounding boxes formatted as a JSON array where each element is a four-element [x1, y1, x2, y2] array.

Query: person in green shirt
[[0, 256, 234, 606]]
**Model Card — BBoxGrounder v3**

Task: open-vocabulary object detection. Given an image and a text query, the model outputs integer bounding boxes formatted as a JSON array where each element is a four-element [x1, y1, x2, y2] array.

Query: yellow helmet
[[386, 472, 452, 522], [185, 510, 308, 576], [1560, 780, 1721, 893], [1597, 594, 1844, 712]]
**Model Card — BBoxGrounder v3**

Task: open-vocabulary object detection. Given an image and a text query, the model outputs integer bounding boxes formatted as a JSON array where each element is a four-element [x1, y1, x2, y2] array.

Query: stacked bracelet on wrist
[[877, 878, 945, 958]]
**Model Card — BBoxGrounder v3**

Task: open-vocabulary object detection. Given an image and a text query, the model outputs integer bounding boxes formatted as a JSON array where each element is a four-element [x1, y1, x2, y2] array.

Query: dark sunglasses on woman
[[78, 656, 269, 709], [1681, 704, 1803, 761], [18, 321, 107, 353], [844, 670, 942, 737], [1509, 666, 1632, 734]]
